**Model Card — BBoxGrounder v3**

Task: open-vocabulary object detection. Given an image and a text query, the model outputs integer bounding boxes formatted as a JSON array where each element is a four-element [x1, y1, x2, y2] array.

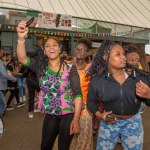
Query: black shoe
[[17, 102, 25, 108], [6, 105, 14, 110]]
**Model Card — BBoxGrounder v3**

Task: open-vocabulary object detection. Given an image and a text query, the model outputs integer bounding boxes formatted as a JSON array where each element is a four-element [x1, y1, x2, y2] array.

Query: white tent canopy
[[0, 0, 150, 28]]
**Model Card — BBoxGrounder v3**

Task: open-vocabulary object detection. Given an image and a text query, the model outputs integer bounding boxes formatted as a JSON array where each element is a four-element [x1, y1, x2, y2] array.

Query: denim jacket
[[0, 60, 16, 90]]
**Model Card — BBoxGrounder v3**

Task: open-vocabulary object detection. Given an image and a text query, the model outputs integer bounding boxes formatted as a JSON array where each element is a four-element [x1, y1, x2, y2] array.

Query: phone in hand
[[20, 17, 35, 30], [26, 17, 35, 27], [106, 114, 115, 120]]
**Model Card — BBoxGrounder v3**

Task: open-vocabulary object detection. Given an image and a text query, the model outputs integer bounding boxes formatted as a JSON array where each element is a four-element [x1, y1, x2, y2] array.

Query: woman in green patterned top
[[16, 21, 82, 150]]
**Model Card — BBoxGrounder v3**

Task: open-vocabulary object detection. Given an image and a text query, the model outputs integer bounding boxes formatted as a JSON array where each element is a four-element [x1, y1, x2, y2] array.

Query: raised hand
[[16, 21, 28, 40]]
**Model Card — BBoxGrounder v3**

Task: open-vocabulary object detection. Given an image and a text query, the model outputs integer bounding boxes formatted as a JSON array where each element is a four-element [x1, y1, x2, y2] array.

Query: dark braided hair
[[87, 40, 116, 77], [33, 37, 66, 78], [87, 40, 150, 82]]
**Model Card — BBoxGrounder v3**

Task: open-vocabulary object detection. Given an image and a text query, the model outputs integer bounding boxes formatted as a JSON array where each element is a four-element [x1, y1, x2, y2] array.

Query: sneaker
[[6, 105, 14, 110], [19, 97, 23, 102], [17, 102, 25, 108], [23, 96, 26, 102], [28, 112, 33, 119]]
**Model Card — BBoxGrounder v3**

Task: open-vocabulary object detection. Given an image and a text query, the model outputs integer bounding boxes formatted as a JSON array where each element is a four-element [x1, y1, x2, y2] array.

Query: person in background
[[125, 46, 142, 69], [0, 49, 16, 117], [2, 53, 12, 65], [70, 39, 93, 150], [87, 40, 150, 150], [6, 58, 25, 110], [22, 53, 40, 118], [16, 62, 27, 102], [16, 21, 82, 150], [26, 68, 40, 118], [37, 37, 44, 49], [62, 51, 68, 60], [125, 46, 147, 113]]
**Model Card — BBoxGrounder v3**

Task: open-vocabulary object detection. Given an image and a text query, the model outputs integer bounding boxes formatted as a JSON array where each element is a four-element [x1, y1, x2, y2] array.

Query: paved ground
[[0, 101, 150, 150]]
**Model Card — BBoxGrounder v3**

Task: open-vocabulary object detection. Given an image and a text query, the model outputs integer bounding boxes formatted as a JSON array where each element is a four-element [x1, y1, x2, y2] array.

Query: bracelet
[[17, 39, 25, 43]]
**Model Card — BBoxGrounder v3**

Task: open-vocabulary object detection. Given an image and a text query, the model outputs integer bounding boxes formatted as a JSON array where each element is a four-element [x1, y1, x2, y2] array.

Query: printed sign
[[42, 12, 72, 30]]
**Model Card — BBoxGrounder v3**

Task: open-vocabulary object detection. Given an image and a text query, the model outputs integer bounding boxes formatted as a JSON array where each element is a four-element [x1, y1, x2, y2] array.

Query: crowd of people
[[0, 50, 41, 119], [0, 20, 150, 150]]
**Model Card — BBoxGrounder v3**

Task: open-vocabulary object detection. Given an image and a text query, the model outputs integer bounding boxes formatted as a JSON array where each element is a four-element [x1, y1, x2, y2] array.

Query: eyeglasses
[[75, 48, 87, 52]]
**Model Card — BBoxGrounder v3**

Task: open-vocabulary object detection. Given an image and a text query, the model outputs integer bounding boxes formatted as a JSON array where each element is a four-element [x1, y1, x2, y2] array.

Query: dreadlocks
[[87, 40, 150, 82], [87, 40, 116, 77]]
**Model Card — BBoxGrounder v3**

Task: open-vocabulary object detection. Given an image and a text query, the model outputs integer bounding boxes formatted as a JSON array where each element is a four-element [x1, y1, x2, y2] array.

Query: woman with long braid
[[87, 40, 150, 150], [16, 21, 82, 150]]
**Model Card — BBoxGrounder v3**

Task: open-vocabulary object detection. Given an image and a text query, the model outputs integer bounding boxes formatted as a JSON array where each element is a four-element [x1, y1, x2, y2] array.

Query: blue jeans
[[0, 91, 6, 118], [17, 77, 26, 97], [96, 113, 143, 150]]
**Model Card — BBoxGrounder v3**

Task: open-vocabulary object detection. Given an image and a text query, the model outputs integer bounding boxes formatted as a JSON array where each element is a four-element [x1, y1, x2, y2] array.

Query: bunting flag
[[0, 24, 136, 38]]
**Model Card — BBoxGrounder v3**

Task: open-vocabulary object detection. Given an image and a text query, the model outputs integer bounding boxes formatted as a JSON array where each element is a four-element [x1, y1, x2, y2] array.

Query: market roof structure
[[0, 0, 150, 28]]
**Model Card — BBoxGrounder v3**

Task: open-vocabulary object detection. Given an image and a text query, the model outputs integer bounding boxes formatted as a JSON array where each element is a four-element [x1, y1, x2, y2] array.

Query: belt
[[111, 114, 134, 120]]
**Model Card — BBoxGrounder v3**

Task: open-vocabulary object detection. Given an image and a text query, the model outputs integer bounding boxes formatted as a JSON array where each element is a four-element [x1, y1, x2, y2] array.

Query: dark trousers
[[7, 88, 19, 106], [26, 78, 40, 112], [41, 113, 74, 150]]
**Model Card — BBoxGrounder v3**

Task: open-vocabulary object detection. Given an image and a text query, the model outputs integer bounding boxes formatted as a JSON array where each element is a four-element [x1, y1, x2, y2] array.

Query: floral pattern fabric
[[35, 64, 78, 115], [96, 113, 143, 150]]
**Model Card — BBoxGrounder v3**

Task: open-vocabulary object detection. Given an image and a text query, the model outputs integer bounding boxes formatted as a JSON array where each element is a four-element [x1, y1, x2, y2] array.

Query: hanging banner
[[57, 14, 72, 30], [9, 11, 26, 25], [41, 12, 72, 30], [41, 12, 54, 28]]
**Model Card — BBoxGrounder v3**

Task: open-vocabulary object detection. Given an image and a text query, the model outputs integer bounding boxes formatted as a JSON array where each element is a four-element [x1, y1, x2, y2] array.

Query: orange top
[[77, 64, 91, 116]]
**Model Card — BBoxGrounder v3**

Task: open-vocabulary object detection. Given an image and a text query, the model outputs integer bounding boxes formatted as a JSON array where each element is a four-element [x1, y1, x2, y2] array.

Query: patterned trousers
[[96, 113, 143, 150], [70, 115, 93, 150]]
